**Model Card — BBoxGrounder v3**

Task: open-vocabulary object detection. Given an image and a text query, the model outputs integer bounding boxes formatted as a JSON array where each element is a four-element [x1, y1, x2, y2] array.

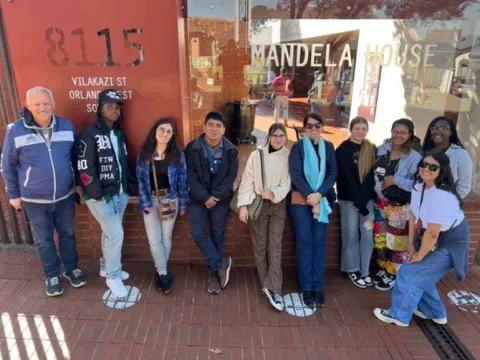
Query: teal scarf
[[302, 136, 332, 223]]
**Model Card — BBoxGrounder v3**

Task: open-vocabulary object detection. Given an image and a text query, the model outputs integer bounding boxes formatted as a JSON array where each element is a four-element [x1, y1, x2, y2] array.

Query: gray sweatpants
[[339, 200, 374, 278]]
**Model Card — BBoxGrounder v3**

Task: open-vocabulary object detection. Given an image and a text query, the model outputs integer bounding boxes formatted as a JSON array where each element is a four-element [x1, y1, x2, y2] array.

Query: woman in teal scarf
[[288, 113, 338, 309]]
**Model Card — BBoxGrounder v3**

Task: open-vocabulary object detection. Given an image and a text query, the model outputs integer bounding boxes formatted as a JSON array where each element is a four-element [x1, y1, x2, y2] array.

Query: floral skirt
[[374, 198, 410, 276]]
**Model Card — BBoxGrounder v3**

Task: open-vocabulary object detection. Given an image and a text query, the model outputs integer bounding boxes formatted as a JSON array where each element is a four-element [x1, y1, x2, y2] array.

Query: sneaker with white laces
[[45, 276, 63, 297], [373, 270, 386, 285], [63, 269, 87, 288], [100, 269, 130, 281], [414, 309, 447, 325], [375, 274, 396, 291], [373, 308, 409, 327], [262, 288, 284, 311], [106, 278, 128, 298], [348, 272, 367, 289]]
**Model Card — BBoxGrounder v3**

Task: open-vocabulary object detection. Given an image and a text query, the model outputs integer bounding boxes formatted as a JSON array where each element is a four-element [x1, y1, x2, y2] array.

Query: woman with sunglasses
[[422, 116, 472, 198], [355, 119, 422, 291], [336, 116, 377, 288], [374, 150, 470, 327], [288, 113, 337, 308], [136, 118, 188, 294], [237, 123, 291, 311]]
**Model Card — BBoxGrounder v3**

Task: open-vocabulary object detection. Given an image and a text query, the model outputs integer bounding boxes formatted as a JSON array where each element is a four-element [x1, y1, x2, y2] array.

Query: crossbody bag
[[151, 158, 177, 221]]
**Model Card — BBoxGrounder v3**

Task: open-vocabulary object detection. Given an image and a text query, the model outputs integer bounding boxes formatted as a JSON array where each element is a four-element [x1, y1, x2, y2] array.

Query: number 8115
[[45, 27, 144, 67]]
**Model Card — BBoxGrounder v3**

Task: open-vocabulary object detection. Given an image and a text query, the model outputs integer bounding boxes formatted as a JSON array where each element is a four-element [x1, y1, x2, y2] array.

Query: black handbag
[[382, 185, 411, 206]]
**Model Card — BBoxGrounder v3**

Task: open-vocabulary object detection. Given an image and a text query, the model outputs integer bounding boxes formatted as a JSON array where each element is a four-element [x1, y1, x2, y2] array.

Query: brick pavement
[[1, 248, 480, 360]]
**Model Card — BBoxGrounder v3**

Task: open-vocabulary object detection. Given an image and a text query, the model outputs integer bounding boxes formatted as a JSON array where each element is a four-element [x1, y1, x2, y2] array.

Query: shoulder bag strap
[[151, 158, 161, 202], [258, 149, 265, 191]]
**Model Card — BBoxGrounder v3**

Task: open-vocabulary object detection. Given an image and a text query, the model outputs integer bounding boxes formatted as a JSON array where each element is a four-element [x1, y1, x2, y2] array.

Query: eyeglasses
[[419, 161, 440, 172], [430, 125, 450, 133], [270, 134, 285, 139], [158, 127, 173, 136], [305, 123, 323, 130]]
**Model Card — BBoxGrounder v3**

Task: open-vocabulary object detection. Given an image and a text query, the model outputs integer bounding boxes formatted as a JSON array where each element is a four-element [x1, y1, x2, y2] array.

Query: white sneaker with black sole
[[262, 288, 284, 311], [414, 309, 447, 325], [348, 272, 367, 289]]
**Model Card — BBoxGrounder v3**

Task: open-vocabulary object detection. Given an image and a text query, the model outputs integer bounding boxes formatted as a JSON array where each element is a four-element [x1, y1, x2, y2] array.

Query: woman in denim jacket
[[137, 118, 188, 294], [355, 119, 422, 291]]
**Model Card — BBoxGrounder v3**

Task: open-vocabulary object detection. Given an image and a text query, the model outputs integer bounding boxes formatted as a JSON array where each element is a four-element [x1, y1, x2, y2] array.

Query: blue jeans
[[144, 198, 179, 276], [189, 202, 230, 275], [86, 193, 129, 279], [289, 203, 328, 292], [23, 194, 79, 278], [389, 247, 453, 324]]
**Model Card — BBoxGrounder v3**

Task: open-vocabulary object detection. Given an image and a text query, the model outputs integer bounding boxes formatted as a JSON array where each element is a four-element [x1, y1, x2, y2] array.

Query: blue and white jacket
[[1, 108, 79, 203]]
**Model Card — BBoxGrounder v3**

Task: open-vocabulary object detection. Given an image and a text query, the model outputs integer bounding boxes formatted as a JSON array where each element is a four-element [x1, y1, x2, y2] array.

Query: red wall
[[1, 0, 187, 150]]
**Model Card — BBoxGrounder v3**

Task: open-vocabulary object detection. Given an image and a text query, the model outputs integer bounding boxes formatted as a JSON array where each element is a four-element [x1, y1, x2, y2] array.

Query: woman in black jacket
[[336, 116, 376, 289]]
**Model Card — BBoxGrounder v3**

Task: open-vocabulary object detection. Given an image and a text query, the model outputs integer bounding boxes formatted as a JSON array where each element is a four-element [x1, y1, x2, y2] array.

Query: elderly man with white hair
[[1, 86, 87, 296]]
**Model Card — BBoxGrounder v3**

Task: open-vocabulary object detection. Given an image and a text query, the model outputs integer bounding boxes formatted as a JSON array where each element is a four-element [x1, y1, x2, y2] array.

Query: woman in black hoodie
[[336, 116, 376, 288]]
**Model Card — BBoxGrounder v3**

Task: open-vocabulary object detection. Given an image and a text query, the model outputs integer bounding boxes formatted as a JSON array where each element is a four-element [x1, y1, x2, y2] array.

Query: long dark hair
[[139, 118, 183, 167], [414, 149, 462, 208], [422, 116, 464, 153]]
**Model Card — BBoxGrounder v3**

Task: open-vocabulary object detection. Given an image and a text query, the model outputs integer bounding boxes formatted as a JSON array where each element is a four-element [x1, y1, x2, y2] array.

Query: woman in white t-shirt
[[373, 150, 470, 327]]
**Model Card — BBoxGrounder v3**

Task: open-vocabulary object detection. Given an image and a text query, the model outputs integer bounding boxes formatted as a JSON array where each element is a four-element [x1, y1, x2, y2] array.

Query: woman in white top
[[237, 123, 291, 311], [373, 150, 470, 327]]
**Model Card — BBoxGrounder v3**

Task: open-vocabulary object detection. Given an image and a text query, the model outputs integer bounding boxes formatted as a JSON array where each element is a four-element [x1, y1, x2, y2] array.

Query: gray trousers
[[339, 200, 374, 277]]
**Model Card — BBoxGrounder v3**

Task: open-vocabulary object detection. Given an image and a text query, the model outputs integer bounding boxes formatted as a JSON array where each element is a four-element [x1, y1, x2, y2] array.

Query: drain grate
[[414, 316, 475, 360]]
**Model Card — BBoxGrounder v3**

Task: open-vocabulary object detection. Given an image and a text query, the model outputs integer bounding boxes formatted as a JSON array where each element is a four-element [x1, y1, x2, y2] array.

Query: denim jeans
[[86, 192, 129, 279], [23, 194, 79, 278], [339, 200, 374, 277], [144, 198, 179, 276], [189, 202, 230, 275], [389, 247, 453, 324], [289, 203, 328, 292]]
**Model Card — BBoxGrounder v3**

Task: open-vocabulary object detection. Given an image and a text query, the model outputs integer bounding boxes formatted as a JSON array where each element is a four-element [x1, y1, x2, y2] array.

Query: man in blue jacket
[[1, 86, 87, 297], [185, 111, 238, 295]]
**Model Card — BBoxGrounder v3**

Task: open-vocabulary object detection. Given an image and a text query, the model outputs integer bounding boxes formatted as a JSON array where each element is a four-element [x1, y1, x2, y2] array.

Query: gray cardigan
[[446, 144, 473, 199]]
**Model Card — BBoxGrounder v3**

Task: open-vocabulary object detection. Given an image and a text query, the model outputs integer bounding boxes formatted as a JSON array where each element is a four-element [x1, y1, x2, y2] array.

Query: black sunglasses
[[305, 123, 323, 129], [419, 161, 440, 172]]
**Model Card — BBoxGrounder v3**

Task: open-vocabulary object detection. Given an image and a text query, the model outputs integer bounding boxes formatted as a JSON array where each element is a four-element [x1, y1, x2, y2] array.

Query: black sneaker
[[348, 272, 367, 289], [163, 273, 175, 295], [314, 291, 325, 307], [45, 276, 63, 297], [63, 269, 87, 288], [218, 256, 232, 289], [262, 288, 284, 311], [373, 270, 387, 285], [154, 273, 164, 291], [207, 274, 221, 295], [375, 274, 396, 291], [302, 290, 315, 309]]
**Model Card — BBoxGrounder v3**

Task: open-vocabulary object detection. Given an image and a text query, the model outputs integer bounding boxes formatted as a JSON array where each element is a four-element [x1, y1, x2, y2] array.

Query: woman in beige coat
[[237, 123, 291, 311]]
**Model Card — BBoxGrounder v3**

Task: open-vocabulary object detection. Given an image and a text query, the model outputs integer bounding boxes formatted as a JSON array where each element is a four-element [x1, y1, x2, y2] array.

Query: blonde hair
[[350, 116, 376, 183]]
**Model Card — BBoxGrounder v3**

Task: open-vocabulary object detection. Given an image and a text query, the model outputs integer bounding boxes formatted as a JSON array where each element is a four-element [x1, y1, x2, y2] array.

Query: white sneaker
[[106, 278, 128, 298], [100, 270, 130, 281], [414, 309, 447, 325], [262, 288, 284, 311]]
